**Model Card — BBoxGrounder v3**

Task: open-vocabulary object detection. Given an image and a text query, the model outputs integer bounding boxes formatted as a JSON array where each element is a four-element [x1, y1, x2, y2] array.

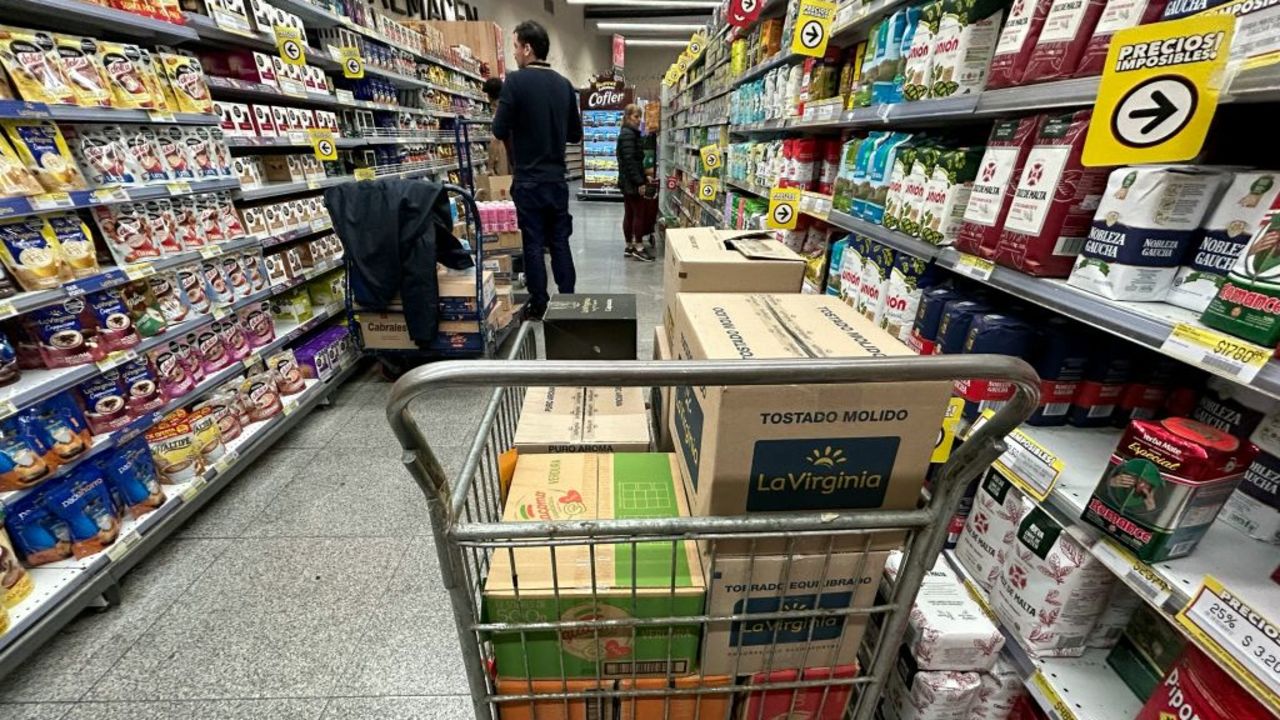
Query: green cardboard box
[[483, 453, 705, 679]]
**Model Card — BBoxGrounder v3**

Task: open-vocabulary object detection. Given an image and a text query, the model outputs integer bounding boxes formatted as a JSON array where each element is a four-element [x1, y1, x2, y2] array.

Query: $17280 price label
[[1161, 323, 1271, 384]]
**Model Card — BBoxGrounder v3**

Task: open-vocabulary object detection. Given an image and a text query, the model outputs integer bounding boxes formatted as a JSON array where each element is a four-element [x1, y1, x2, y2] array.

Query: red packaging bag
[[1020, 0, 1106, 82], [954, 116, 1040, 258], [986, 0, 1054, 89], [1074, 0, 1168, 76], [992, 110, 1111, 277], [1137, 647, 1272, 720], [743, 665, 858, 720]]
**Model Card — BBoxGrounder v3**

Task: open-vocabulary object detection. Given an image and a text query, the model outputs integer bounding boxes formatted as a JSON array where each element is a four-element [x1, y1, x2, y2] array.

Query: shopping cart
[[386, 322, 1039, 720]]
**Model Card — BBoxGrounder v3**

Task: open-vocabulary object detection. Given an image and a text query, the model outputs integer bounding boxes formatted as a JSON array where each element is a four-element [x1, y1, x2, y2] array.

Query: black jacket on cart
[[324, 180, 473, 347]]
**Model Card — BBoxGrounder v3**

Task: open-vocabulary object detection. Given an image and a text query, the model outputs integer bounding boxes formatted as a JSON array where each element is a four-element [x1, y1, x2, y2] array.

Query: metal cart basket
[[387, 322, 1039, 720]]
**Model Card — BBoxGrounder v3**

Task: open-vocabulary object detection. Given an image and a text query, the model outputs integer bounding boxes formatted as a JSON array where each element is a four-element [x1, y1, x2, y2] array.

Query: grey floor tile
[[84, 538, 402, 701], [0, 703, 72, 719], [320, 696, 474, 720], [243, 449, 430, 538], [60, 699, 326, 720], [178, 448, 320, 539], [275, 402, 360, 449], [0, 539, 230, 703]]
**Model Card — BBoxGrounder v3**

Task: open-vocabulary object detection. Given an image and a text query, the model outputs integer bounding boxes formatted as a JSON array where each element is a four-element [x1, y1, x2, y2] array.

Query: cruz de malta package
[[668, 293, 951, 550]]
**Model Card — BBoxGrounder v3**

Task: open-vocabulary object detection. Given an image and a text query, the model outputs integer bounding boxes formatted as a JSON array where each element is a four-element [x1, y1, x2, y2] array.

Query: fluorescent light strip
[[596, 22, 707, 32], [624, 39, 692, 47]]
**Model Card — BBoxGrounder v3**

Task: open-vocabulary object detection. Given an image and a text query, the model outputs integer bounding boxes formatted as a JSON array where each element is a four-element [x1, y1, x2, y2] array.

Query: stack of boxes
[[482, 225, 958, 719], [352, 266, 496, 352]]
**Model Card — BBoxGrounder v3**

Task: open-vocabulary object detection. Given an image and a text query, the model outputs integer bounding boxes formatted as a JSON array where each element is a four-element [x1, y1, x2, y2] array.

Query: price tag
[[106, 530, 141, 562], [181, 476, 208, 502], [147, 110, 176, 123], [1177, 576, 1280, 707], [30, 192, 73, 210], [1161, 322, 1270, 384], [96, 349, 138, 372], [970, 410, 1063, 501], [200, 245, 224, 259], [286, 129, 309, 145], [91, 187, 129, 203], [339, 46, 365, 79], [274, 25, 306, 66], [212, 305, 229, 320], [0, 300, 15, 320], [354, 167, 376, 182], [952, 253, 996, 281], [283, 399, 299, 416], [166, 181, 192, 196], [213, 450, 239, 475], [1092, 538, 1175, 608], [0, 399, 17, 419], [124, 262, 155, 280], [1028, 670, 1076, 720], [767, 187, 801, 230], [310, 129, 338, 161], [310, 219, 331, 232], [335, 89, 355, 104], [306, 179, 321, 190]]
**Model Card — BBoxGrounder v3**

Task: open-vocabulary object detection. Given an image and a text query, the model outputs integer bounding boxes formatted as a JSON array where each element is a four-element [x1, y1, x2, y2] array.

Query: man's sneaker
[[629, 247, 655, 262]]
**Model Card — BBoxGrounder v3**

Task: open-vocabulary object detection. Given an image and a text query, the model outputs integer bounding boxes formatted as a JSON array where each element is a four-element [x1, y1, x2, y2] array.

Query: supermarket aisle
[[0, 193, 661, 719]]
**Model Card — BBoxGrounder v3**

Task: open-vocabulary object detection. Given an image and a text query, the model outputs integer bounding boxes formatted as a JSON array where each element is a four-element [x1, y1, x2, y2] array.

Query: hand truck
[[386, 322, 1039, 720]]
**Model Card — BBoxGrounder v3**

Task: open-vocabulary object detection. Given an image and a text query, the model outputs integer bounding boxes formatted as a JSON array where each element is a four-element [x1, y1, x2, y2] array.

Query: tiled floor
[[0, 187, 661, 719]]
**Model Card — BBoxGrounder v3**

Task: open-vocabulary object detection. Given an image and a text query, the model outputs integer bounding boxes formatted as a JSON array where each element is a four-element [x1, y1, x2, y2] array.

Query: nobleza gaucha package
[[669, 293, 951, 552], [482, 453, 704, 680]]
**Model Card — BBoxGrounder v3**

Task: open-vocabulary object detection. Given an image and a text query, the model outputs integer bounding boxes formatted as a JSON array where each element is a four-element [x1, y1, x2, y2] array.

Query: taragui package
[[1020, 0, 1106, 82], [1201, 199, 1280, 346], [1068, 166, 1228, 301], [993, 507, 1116, 657], [986, 0, 1053, 89], [1081, 417, 1255, 561], [1136, 647, 1272, 720], [993, 110, 1109, 277], [1068, 341, 1133, 427], [955, 116, 1040, 258], [1169, 171, 1280, 312]]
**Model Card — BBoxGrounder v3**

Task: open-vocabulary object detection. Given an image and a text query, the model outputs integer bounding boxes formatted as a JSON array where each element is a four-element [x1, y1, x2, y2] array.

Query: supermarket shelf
[[819, 208, 1280, 400], [0, 177, 240, 221], [0, 361, 359, 679], [944, 551, 1145, 720], [259, 222, 333, 248], [964, 417, 1280, 715], [731, 51, 802, 90], [0, 0, 198, 42], [831, 0, 913, 42], [207, 75, 338, 108], [0, 100, 217, 125], [182, 12, 338, 71]]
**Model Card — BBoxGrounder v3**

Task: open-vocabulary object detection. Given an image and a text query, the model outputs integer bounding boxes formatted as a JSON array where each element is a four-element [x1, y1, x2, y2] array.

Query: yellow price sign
[[767, 187, 800, 229], [309, 129, 338, 161], [1083, 14, 1233, 166], [791, 0, 837, 58], [698, 177, 719, 202], [686, 31, 706, 59], [700, 144, 721, 170], [274, 26, 306, 66], [1160, 321, 1270, 383], [354, 167, 376, 181], [339, 46, 364, 79]]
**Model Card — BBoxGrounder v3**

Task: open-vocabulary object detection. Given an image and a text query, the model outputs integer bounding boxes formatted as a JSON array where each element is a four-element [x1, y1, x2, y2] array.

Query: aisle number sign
[[309, 129, 338, 161], [1176, 576, 1280, 711], [767, 187, 800, 229], [698, 177, 719, 201], [274, 26, 306, 66], [339, 47, 364, 78], [1083, 14, 1233, 166], [700, 144, 721, 170], [791, 0, 837, 58]]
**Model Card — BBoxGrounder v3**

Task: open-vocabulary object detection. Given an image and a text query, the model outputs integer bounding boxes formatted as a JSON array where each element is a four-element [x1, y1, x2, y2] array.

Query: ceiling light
[[596, 22, 707, 32], [566, 0, 720, 8], [623, 39, 692, 47]]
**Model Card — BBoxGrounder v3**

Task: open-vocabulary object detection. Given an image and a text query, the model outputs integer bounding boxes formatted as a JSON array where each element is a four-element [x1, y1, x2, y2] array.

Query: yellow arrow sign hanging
[[791, 0, 837, 58], [700, 144, 721, 170], [768, 187, 800, 229], [310, 129, 338, 161], [698, 177, 719, 201], [339, 46, 364, 79], [275, 26, 306, 66]]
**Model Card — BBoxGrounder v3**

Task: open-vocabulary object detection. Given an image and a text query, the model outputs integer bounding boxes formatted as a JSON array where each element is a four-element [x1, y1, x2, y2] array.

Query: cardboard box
[[662, 227, 806, 340], [544, 294, 637, 360], [515, 387, 652, 453], [702, 551, 887, 675], [479, 174, 513, 200], [484, 453, 705, 679], [438, 267, 496, 320], [355, 309, 498, 352], [653, 325, 674, 452], [494, 678, 610, 720], [484, 253, 514, 280], [616, 676, 732, 720], [669, 294, 950, 551], [485, 230, 523, 253]]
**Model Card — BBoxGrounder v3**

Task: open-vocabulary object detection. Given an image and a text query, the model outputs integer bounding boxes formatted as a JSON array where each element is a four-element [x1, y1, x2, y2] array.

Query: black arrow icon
[[1128, 90, 1176, 135], [803, 22, 822, 47]]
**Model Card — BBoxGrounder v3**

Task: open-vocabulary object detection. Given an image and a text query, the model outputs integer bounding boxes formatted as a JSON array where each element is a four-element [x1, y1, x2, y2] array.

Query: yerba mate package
[[1020, 0, 1106, 82], [669, 293, 951, 552], [1074, 0, 1168, 76], [955, 116, 1040, 259], [986, 0, 1053, 89], [1201, 198, 1280, 345], [992, 110, 1110, 277]]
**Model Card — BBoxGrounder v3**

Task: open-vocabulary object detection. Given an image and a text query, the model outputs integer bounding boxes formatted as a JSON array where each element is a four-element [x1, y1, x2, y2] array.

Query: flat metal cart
[[386, 323, 1039, 720]]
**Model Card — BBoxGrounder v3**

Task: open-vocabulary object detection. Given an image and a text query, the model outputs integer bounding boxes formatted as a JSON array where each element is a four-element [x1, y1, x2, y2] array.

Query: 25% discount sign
[[1176, 576, 1280, 711]]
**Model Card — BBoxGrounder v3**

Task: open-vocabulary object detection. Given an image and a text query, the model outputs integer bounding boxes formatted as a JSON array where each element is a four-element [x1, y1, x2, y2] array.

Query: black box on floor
[[543, 294, 637, 360]]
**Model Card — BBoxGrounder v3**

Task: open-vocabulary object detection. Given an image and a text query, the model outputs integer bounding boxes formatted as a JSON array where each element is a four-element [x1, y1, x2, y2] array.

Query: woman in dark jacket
[[616, 104, 654, 262]]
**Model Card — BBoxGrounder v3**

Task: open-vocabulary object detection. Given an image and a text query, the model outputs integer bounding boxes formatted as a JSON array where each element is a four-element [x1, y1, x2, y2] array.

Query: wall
[[379, 0, 610, 88], [623, 45, 679, 100]]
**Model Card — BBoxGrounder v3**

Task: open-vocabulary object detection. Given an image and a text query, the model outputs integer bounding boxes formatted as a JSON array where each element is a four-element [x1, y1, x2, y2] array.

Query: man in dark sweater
[[492, 20, 583, 319]]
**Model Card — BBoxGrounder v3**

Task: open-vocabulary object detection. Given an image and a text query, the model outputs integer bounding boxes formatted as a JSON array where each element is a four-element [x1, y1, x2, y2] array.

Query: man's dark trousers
[[513, 180, 575, 311]]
